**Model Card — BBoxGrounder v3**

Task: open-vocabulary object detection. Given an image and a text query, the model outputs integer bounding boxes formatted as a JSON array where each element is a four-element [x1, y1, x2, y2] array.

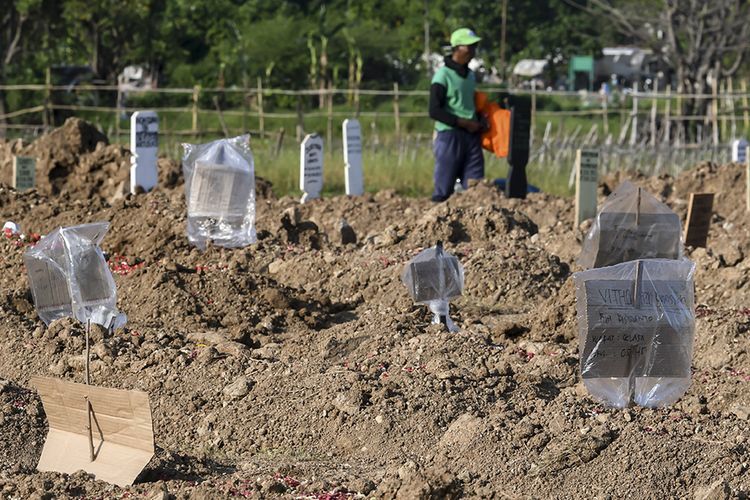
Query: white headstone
[[343, 119, 364, 196], [130, 111, 159, 194], [575, 149, 599, 225], [12, 156, 36, 191], [732, 138, 748, 163], [300, 133, 324, 203]]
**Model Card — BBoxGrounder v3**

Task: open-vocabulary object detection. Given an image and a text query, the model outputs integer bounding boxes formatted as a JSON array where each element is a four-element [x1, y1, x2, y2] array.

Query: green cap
[[450, 28, 481, 47]]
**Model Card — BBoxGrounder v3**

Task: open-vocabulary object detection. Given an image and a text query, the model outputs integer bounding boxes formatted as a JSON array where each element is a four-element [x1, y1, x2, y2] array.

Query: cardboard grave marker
[[343, 119, 364, 196], [732, 138, 748, 163], [300, 133, 324, 203], [130, 111, 159, 194], [683, 193, 714, 248], [575, 149, 599, 225], [12, 156, 36, 191], [32, 376, 154, 487], [576, 259, 695, 407]]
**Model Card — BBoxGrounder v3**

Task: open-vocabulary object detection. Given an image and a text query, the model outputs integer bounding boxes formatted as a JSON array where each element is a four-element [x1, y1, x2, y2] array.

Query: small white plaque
[[300, 133, 324, 203], [130, 111, 159, 193], [12, 156, 36, 191], [732, 138, 748, 163], [575, 149, 599, 225], [343, 119, 364, 196]]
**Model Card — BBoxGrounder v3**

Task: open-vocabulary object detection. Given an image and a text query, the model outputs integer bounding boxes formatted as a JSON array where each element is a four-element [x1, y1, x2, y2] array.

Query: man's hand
[[457, 118, 482, 133]]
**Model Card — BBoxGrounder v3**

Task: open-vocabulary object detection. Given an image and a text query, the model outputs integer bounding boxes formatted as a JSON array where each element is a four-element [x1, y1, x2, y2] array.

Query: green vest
[[431, 65, 476, 131]]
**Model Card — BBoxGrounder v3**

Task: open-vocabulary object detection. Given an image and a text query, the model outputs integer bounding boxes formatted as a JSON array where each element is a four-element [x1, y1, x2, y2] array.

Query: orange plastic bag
[[475, 91, 510, 158]]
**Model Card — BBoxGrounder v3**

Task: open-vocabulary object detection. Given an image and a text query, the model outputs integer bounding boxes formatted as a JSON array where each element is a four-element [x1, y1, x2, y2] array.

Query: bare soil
[[0, 119, 747, 499]]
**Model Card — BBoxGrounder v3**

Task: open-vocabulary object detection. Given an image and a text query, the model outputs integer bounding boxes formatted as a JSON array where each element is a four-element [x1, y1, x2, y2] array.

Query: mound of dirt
[[0, 120, 747, 498]]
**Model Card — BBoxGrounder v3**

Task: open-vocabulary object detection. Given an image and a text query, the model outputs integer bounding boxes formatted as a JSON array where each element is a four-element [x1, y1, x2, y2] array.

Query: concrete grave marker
[[130, 111, 159, 194], [343, 119, 364, 196], [683, 193, 714, 248], [575, 149, 599, 225], [732, 138, 748, 163], [12, 156, 36, 191], [32, 376, 154, 487], [300, 133, 324, 203]]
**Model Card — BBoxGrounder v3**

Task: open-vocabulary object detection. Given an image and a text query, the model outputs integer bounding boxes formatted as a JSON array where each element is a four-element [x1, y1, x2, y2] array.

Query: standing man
[[429, 28, 485, 202]]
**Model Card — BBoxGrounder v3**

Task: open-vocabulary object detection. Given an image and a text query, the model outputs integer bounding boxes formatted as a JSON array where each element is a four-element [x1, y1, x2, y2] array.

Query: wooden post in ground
[[712, 75, 719, 146], [326, 83, 333, 155], [742, 79, 749, 134], [530, 84, 536, 147], [729, 77, 737, 139], [192, 85, 201, 136], [650, 79, 658, 147], [296, 94, 304, 143], [664, 85, 671, 144], [257, 77, 265, 137], [43, 67, 51, 130], [393, 82, 401, 140], [630, 82, 639, 146]]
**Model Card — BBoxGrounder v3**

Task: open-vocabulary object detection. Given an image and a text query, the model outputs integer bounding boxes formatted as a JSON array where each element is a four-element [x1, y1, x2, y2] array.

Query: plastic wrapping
[[182, 135, 257, 250], [573, 258, 695, 408], [401, 242, 464, 332], [24, 222, 126, 329], [579, 181, 682, 269]]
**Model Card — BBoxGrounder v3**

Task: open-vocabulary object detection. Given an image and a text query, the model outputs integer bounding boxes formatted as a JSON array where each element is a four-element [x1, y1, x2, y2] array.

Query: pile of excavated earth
[[0, 118, 747, 498]]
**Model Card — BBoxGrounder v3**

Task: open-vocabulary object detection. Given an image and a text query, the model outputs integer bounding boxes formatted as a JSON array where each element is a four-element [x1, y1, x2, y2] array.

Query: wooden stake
[[742, 79, 749, 134], [257, 77, 265, 137], [393, 82, 401, 140], [191, 85, 201, 136]]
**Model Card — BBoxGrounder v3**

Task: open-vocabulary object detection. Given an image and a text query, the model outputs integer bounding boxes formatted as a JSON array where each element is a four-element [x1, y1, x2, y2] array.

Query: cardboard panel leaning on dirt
[[573, 258, 696, 408], [401, 241, 464, 333], [24, 222, 126, 330], [300, 133, 324, 203], [579, 181, 682, 269], [574, 149, 599, 225], [182, 135, 256, 250], [12, 156, 36, 191], [683, 193, 714, 248], [343, 119, 364, 196], [32, 377, 154, 487], [130, 111, 159, 194]]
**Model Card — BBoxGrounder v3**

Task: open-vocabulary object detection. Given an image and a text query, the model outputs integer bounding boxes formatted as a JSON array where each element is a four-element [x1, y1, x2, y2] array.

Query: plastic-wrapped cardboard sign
[[402, 243, 464, 332], [24, 223, 125, 329], [300, 133, 324, 203], [579, 181, 682, 269], [32, 377, 154, 487], [182, 135, 256, 249], [573, 259, 696, 408], [130, 111, 159, 193], [343, 119, 364, 196]]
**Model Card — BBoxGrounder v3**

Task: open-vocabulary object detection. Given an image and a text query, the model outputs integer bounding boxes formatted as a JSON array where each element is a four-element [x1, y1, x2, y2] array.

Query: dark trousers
[[431, 129, 485, 202]]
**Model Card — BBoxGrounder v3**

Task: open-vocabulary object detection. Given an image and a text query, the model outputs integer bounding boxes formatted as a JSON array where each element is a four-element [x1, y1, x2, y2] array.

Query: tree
[[565, 0, 750, 138]]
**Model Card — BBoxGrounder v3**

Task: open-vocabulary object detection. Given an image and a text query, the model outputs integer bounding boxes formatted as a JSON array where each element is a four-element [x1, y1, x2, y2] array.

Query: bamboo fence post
[[711, 75, 719, 146], [257, 77, 265, 137], [115, 85, 122, 139], [326, 83, 333, 155], [729, 77, 737, 139], [742, 79, 749, 134], [393, 82, 401, 140], [43, 67, 51, 130], [530, 84, 536, 147], [192, 85, 201, 135], [602, 92, 609, 136], [664, 85, 671, 144], [650, 78, 658, 147], [296, 94, 304, 142], [630, 82, 639, 146]]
